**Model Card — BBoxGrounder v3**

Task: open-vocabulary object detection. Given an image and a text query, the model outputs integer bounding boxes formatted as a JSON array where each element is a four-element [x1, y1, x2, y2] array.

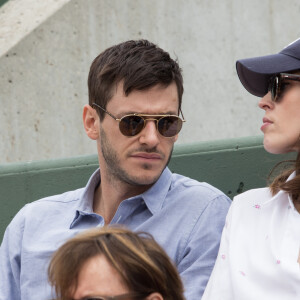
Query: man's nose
[[138, 120, 160, 147]]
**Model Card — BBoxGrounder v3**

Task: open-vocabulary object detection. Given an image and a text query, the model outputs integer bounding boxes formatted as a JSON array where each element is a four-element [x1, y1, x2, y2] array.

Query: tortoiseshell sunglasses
[[268, 73, 300, 102]]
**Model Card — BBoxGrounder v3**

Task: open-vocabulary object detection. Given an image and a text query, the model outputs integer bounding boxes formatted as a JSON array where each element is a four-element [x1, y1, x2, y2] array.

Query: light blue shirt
[[0, 167, 231, 300]]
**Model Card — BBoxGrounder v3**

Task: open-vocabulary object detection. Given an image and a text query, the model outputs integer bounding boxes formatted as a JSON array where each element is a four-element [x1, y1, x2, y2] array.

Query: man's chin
[[125, 170, 163, 186]]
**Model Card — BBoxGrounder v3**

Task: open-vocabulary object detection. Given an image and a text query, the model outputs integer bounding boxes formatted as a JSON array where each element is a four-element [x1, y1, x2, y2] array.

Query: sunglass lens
[[268, 77, 275, 100], [272, 77, 278, 101], [269, 75, 281, 101], [158, 116, 182, 137], [119, 116, 144, 136]]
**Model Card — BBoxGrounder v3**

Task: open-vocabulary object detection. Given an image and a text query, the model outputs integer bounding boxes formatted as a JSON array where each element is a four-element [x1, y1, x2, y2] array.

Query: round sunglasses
[[92, 103, 185, 138], [268, 73, 300, 102]]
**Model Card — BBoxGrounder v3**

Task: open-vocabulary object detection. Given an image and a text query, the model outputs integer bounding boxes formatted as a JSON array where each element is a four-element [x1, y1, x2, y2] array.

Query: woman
[[202, 38, 300, 300], [48, 226, 185, 300]]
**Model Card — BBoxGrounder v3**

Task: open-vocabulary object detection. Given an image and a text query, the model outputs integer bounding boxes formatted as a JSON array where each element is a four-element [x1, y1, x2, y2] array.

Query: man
[[0, 40, 231, 300]]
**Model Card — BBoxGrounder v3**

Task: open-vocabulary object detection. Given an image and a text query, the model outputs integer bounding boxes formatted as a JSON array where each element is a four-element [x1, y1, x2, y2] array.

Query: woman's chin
[[263, 141, 297, 154]]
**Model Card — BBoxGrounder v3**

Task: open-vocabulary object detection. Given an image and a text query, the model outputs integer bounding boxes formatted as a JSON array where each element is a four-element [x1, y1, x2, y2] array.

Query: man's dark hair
[[88, 40, 183, 119]]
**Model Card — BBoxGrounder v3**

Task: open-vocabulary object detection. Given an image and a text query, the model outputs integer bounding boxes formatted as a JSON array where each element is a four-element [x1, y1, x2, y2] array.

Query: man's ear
[[145, 292, 163, 300], [83, 104, 100, 140]]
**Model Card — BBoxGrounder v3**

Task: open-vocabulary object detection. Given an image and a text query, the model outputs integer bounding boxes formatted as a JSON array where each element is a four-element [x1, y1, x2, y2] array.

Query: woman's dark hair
[[269, 152, 300, 202], [48, 226, 185, 300], [268, 70, 300, 201], [88, 40, 183, 119]]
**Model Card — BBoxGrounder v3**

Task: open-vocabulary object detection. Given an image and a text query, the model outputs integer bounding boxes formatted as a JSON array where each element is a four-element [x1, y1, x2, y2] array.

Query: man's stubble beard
[[100, 128, 173, 187]]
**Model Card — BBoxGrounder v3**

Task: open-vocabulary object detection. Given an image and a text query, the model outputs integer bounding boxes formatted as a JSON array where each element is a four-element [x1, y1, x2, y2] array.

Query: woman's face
[[258, 80, 300, 154], [72, 255, 129, 300]]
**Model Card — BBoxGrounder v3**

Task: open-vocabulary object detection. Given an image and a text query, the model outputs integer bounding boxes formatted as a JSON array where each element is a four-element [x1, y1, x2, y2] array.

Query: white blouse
[[202, 172, 300, 300]]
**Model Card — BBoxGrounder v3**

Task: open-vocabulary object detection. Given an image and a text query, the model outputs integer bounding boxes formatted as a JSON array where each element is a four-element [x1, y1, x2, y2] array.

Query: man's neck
[[93, 171, 153, 224]]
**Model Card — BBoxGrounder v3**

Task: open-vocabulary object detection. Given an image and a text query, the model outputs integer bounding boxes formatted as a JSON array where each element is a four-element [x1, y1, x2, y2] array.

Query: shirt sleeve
[[0, 206, 26, 300], [201, 200, 234, 300], [177, 195, 231, 300]]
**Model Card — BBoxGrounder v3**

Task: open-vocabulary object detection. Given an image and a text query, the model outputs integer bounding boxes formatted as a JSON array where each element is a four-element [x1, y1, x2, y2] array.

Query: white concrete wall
[[1, 0, 300, 163]]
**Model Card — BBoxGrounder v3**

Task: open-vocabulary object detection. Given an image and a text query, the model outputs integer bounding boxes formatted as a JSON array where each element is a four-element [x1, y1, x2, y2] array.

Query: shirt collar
[[140, 167, 172, 215], [77, 168, 101, 213], [263, 171, 296, 206], [285, 171, 297, 210], [70, 167, 173, 227]]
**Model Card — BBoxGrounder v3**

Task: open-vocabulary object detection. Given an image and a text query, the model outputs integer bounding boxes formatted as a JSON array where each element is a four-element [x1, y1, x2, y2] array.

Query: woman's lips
[[261, 117, 273, 131]]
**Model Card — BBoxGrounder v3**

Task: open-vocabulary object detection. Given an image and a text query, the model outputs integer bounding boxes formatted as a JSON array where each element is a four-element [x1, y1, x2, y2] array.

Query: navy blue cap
[[236, 38, 300, 97]]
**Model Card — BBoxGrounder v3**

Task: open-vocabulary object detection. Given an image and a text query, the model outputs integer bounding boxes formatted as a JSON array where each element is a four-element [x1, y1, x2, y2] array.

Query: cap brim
[[236, 53, 300, 97]]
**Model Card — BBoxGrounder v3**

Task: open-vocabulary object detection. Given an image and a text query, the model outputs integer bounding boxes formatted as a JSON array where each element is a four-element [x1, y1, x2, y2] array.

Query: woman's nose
[[258, 92, 274, 111]]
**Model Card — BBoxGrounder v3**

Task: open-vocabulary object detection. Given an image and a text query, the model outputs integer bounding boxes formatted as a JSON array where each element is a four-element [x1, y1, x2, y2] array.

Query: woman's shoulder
[[231, 187, 273, 212], [234, 187, 272, 201], [226, 187, 274, 232]]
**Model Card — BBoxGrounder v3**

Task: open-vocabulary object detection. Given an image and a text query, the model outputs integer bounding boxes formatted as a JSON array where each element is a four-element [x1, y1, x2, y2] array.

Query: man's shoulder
[[32, 187, 83, 205], [167, 172, 231, 211], [4, 187, 86, 240], [170, 172, 230, 200], [16, 187, 85, 219]]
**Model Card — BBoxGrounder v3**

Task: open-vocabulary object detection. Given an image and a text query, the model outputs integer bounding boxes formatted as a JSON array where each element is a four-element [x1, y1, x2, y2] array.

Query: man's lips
[[130, 153, 162, 160]]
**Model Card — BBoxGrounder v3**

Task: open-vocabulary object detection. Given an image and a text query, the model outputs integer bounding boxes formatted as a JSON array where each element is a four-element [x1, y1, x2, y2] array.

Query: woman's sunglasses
[[268, 73, 300, 102], [92, 103, 185, 138]]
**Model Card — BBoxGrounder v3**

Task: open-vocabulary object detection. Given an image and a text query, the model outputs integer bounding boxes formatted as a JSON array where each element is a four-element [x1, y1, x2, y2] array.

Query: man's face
[[97, 82, 179, 187]]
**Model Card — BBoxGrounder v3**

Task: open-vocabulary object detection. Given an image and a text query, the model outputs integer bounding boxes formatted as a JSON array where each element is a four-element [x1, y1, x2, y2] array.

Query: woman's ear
[[83, 104, 100, 140], [145, 292, 163, 300]]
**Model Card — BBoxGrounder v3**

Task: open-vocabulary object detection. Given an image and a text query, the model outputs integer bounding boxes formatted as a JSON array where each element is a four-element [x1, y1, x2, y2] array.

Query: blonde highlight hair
[[48, 226, 185, 300]]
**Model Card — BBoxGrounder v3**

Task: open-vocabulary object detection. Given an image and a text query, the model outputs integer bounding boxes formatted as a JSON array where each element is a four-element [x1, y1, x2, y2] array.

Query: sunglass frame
[[269, 73, 300, 102], [92, 103, 185, 138]]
